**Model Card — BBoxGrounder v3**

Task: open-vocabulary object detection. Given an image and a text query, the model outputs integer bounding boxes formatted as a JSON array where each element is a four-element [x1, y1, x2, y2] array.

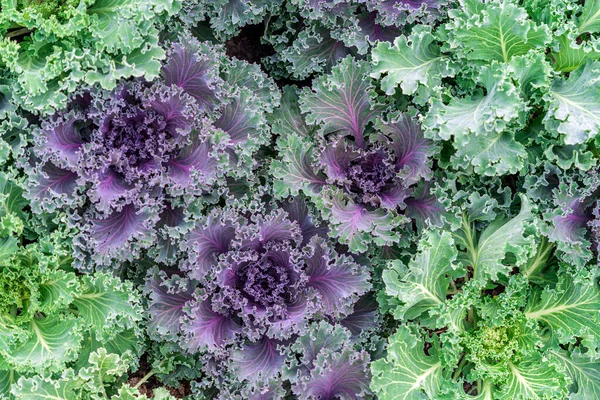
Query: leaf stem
[[6, 28, 33, 39], [134, 370, 155, 390], [452, 353, 467, 380]]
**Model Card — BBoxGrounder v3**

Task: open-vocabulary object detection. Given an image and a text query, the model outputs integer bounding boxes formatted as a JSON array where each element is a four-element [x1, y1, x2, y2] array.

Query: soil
[[127, 355, 192, 399]]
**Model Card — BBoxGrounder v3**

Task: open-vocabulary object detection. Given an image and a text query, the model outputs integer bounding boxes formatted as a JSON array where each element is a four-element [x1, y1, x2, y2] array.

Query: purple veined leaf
[[265, 292, 315, 340], [147, 270, 195, 341], [280, 197, 328, 245], [148, 85, 198, 138], [289, 322, 349, 372], [319, 138, 360, 182], [375, 113, 434, 184], [182, 296, 241, 351], [293, 348, 371, 400], [167, 135, 219, 188], [305, 236, 370, 318], [161, 40, 220, 111], [404, 181, 444, 229], [214, 90, 263, 147], [88, 168, 134, 212], [241, 211, 302, 251], [301, 56, 384, 149], [42, 114, 88, 165], [357, 11, 401, 44], [152, 203, 186, 263], [28, 162, 79, 210], [340, 294, 379, 336], [550, 197, 594, 244], [89, 204, 154, 255], [377, 183, 410, 209], [231, 336, 286, 382], [185, 216, 236, 280]]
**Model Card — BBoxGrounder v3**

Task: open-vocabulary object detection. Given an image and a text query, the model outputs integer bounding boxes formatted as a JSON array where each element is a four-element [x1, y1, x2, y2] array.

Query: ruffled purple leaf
[[41, 114, 87, 165], [281, 197, 328, 245], [550, 196, 594, 244], [404, 182, 444, 229], [375, 113, 435, 184], [161, 40, 220, 111], [319, 139, 360, 182], [152, 204, 186, 263], [241, 211, 302, 251], [88, 204, 155, 257], [340, 294, 380, 336], [147, 86, 198, 138], [167, 135, 220, 190], [231, 337, 286, 382], [305, 237, 370, 318], [27, 162, 79, 212], [292, 348, 371, 399], [185, 215, 236, 280], [182, 297, 241, 351], [300, 56, 383, 148], [147, 270, 195, 341], [357, 12, 401, 44], [88, 168, 134, 212]]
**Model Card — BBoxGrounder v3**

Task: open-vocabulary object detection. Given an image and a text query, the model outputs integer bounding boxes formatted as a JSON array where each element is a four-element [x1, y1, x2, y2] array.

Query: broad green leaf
[[577, 0, 600, 34], [72, 273, 142, 341], [525, 275, 600, 349], [383, 230, 460, 321], [552, 33, 600, 73], [0, 369, 20, 399], [497, 356, 568, 399], [544, 60, 600, 144], [38, 270, 79, 313], [371, 26, 454, 100], [11, 375, 80, 400], [371, 325, 446, 400], [7, 315, 81, 372], [552, 349, 600, 400], [424, 64, 527, 176], [450, 0, 550, 63], [79, 348, 131, 397], [456, 197, 533, 282]]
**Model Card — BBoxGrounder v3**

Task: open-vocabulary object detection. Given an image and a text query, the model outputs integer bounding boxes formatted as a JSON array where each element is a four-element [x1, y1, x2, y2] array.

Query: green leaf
[[6, 315, 81, 372], [577, 0, 600, 34], [72, 273, 142, 341], [551, 33, 600, 73], [78, 348, 131, 398], [424, 64, 528, 176], [370, 26, 454, 101], [0, 369, 20, 399], [371, 325, 446, 400], [383, 230, 460, 321], [11, 375, 80, 400], [525, 275, 600, 349], [544, 60, 600, 144], [38, 270, 79, 314], [449, 0, 550, 63], [497, 356, 568, 399], [552, 349, 600, 400], [456, 197, 533, 282]]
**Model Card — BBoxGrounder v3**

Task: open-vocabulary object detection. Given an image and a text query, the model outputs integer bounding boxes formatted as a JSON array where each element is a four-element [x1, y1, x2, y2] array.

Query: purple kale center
[[348, 150, 396, 195], [239, 258, 290, 308], [101, 100, 170, 173]]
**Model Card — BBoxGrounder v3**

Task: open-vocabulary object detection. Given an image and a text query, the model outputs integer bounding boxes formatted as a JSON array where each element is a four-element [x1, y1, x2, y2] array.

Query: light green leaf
[[525, 275, 600, 349], [383, 230, 461, 321], [552, 349, 600, 400], [497, 356, 568, 399], [371, 325, 446, 400], [72, 273, 142, 341], [552, 33, 600, 73], [577, 0, 600, 34], [456, 197, 533, 282], [79, 348, 131, 397], [11, 375, 80, 400], [6, 315, 81, 372], [544, 60, 600, 144], [450, 0, 550, 63], [371, 26, 454, 100]]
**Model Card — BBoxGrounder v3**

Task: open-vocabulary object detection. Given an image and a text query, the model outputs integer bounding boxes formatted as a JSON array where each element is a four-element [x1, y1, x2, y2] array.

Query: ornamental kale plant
[[272, 56, 441, 253], [146, 195, 374, 397], [373, 196, 600, 399], [24, 35, 279, 271]]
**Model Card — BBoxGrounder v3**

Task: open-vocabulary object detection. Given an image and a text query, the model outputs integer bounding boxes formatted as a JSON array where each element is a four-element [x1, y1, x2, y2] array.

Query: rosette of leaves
[[0, 0, 180, 114], [370, 0, 600, 176], [271, 56, 442, 253], [372, 195, 600, 399], [23, 35, 279, 271], [0, 172, 148, 399], [145, 195, 373, 396]]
